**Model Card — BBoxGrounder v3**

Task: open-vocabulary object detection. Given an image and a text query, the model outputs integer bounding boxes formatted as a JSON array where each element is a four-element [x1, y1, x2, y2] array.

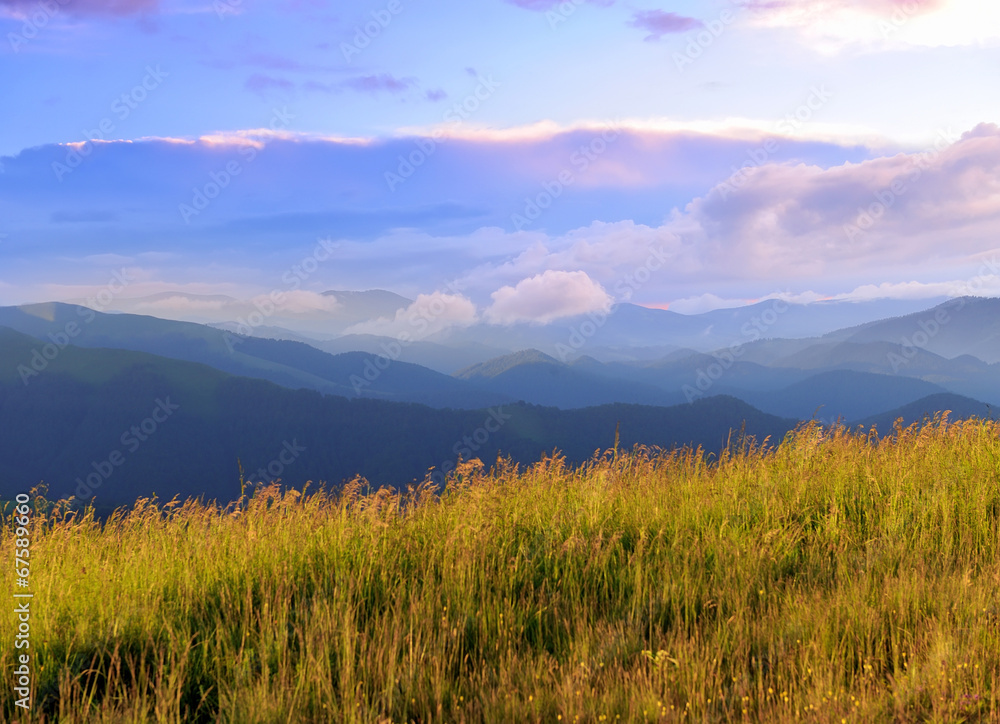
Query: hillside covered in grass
[[3, 418, 1000, 723]]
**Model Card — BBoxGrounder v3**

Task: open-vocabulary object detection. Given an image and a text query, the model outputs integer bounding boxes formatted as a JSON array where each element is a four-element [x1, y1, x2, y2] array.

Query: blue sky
[[2, 0, 999, 321]]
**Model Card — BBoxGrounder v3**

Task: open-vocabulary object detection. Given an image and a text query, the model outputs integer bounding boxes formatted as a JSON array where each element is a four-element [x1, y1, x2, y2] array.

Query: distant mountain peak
[[455, 348, 562, 379], [322, 289, 412, 303]]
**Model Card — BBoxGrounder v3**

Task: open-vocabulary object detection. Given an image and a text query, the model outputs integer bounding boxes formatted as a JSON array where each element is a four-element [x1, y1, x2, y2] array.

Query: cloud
[[455, 221, 688, 301], [485, 270, 611, 325], [10, 120, 1000, 310], [303, 74, 419, 96], [249, 290, 343, 315], [341, 73, 416, 95], [746, 0, 997, 50], [671, 123, 1000, 281], [344, 292, 479, 339], [746, 0, 946, 25], [627, 10, 702, 41], [127, 295, 235, 315], [0, 0, 158, 17], [833, 277, 1000, 302]]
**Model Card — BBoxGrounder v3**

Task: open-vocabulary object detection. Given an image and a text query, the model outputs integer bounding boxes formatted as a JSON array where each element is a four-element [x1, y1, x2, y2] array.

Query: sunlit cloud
[[747, 0, 998, 51], [344, 292, 479, 339], [484, 270, 612, 325]]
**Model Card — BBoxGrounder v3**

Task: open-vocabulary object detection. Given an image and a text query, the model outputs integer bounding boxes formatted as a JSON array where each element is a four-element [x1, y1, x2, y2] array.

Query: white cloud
[[747, 0, 999, 52], [131, 296, 232, 314], [832, 274, 1000, 302], [251, 290, 342, 315], [668, 293, 759, 315], [456, 221, 688, 300], [671, 124, 1000, 282], [297, 122, 1000, 313], [484, 270, 612, 325], [344, 291, 479, 340]]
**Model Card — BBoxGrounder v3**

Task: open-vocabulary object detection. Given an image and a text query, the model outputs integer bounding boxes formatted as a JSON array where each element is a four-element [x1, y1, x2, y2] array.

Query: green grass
[[3, 417, 1000, 723]]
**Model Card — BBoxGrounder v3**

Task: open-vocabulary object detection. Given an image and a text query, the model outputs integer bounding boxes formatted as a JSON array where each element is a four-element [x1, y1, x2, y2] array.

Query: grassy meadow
[[2, 417, 1000, 723]]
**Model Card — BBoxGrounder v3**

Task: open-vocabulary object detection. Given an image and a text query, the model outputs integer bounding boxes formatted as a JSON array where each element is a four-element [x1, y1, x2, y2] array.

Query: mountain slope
[[736, 369, 949, 422], [321, 289, 413, 323], [0, 303, 503, 409], [71, 289, 413, 336], [455, 349, 686, 408], [315, 334, 505, 374], [0, 328, 797, 506], [825, 297, 1000, 363], [852, 393, 995, 431]]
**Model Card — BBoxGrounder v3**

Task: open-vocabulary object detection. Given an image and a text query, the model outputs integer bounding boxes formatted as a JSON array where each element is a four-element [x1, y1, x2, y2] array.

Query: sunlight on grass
[[2, 416, 999, 722]]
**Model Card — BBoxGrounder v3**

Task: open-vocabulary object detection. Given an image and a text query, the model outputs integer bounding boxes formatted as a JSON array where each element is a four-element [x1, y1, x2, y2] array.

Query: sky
[[1, 0, 999, 324]]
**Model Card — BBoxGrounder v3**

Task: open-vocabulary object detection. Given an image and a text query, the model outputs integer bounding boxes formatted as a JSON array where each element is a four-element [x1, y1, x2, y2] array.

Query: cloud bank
[[0, 0, 158, 17], [2, 122, 999, 318]]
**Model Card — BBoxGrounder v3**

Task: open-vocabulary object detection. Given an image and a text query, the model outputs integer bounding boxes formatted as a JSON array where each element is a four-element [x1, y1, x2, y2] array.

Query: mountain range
[[1, 294, 996, 508]]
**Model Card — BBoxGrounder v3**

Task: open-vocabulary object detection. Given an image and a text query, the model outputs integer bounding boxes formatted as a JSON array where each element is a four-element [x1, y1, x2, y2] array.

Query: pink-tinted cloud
[[743, 0, 976, 50], [675, 123, 1000, 280], [747, 0, 947, 18], [0, 0, 158, 17], [345, 292, 479, 338], [249, 71, 419, 98], [485, 270, 611, 325], [12, 121, 1000, 309], [628, 10, 702, 41]]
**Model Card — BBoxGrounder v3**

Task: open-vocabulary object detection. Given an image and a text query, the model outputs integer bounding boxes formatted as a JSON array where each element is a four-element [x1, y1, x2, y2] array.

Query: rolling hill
[[825, 297, 1000, 363], [735, 369, 949, 422], [0, 303, 505, 409], [853, 392, 995, 431], [0, 326, 799, 506], [455, 349, 686, 408]]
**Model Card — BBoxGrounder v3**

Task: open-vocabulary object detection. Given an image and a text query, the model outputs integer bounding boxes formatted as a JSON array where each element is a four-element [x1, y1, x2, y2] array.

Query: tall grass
[[2, 417, 999, 722]]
